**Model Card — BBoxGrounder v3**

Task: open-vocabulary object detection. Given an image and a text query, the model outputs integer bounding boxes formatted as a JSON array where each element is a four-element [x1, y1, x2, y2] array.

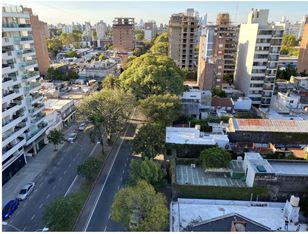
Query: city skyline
[[3, 1, 308, 26]]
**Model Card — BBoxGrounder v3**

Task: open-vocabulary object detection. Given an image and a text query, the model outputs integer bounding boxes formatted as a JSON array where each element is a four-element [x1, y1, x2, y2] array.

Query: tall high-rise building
[[298, 15, 308, 40], [197, 13, 238, 90], [144, 21, 157, 41], [297, 23, 308, 74], [112, 17, 135, 52], [2, 5, 48, 183], [168, 9, 199, 70], [234, 9, 284, 107], [23, 7, 50, 76]]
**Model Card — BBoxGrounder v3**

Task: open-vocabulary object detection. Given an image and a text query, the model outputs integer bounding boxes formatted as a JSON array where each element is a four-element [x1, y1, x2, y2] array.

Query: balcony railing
[[26, 121, 48, 140], [2, 23, 31, 28], [22, 70, 40, 80]]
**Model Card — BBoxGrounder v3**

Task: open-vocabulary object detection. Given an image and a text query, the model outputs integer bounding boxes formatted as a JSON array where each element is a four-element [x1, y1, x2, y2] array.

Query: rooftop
[[269, 160, 308, 176], [171, 198, 307, 232], [44, 99, 74, 112], [212, 96, 234, 107], [165, 127, 229, 147], [228, 118, 308, 133]]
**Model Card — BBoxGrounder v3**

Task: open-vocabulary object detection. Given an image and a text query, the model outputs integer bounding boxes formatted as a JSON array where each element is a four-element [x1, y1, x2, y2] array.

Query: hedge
[[174, 184, 270, 201]]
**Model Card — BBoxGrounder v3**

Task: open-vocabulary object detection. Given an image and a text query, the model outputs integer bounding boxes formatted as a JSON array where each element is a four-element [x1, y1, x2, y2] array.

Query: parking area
[[176, 165, 246, 187]]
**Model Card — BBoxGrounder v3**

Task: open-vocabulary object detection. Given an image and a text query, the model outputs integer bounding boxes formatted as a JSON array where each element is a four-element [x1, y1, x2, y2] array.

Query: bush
[[199, 147, 232, 169], [77, 157, 103, 181], [175, 184, 269, 201]]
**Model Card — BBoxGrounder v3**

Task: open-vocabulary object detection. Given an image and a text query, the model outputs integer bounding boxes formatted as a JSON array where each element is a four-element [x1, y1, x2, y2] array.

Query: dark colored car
[[2, 199, 19, 220]]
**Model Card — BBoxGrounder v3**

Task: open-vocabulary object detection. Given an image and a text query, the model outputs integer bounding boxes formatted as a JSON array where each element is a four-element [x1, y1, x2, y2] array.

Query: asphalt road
[[3, 125, 100, 232], [84, 121, 137, 231]]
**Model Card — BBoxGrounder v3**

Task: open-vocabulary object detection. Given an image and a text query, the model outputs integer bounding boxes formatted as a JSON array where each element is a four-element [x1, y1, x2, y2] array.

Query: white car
[[67, 133, 77, 143], [78, 123, 86, 131], [17, 182, 35, 201]]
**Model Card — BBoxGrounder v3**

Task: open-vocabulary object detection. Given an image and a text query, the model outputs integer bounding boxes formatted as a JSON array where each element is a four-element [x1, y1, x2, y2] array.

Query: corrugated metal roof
[[232, 118, 308, 133]]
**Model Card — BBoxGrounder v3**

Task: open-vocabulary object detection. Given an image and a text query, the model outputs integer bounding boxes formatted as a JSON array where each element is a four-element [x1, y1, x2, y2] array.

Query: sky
[[3, 1, 308, 26]]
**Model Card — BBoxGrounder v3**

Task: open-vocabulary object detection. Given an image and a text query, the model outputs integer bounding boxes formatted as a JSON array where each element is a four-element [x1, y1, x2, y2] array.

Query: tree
[[139, 93, 181, 126], [111, 180, 169, 231], [77, 157, 102, 181], [47, 129, 64, 151], [212, 87, 227, 97], [47, 38, 63, 57], [129, 159, 166, 189], [150, 41, 168, 55], [199, 147, 232, 169], [135, 29, 144, 41], [43, 196, 80, 231], [281, 34, 298, 56], [132, 123, 165, 159], [102, 74, 119, 89], [77, 89, 134, 153], [45, 67, 78, 81], [223, 73, 234, 84], [276, 64, 298, 80], [99, 53, 107, 61], [64, 50, 78, 58], [182, 68, 197, 81], [153, 32, 168, 44], [118, 53, 185, 99]]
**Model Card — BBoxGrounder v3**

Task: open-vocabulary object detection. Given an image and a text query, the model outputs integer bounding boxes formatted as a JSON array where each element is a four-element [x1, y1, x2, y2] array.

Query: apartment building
[[112, 17, 135, 52], [2, 5, 48, 184], [95, 20, 107, 47], [23, 7, 50, 76], [144, 21, 157, 41], [234, 9, 284, 107], [197, 13, 238, 90], [297, 23, 308, 74], [168, 8, 199, 70]]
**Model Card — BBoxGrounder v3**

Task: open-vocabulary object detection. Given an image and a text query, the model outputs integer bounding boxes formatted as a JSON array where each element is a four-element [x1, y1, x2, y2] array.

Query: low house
[[170, 197, 306, 231], [165, 126, 229, 157], [211, 96, 234, 116]]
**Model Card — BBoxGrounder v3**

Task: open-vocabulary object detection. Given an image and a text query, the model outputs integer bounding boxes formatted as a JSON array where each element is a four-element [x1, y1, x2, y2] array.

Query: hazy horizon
[[3, 1, 308, 26]]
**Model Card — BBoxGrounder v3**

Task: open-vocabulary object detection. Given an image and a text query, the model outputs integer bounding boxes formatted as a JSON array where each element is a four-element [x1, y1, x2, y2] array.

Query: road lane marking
[[64, 176, 78, 197], [84, 124, 131, 231], [117, 185, 120, 189], [108, 214, 111, 219], [39, 203, 43, 209], [104, 226, 107, 231], [31, 214, 35, 220], [68, 163, 72, 167], [46, 194, 50, 199], [64, 170, 67, 175], [64, 142, 100, 197]]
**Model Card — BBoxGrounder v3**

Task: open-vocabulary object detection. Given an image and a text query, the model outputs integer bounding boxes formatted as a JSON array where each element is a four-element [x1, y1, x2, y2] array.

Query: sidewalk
[[2, 124, 76, 206]]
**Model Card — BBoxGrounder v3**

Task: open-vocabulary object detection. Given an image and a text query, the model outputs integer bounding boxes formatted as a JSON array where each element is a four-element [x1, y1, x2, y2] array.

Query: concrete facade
[[168, 9, 199, 70], [234, 9, 283, 107]]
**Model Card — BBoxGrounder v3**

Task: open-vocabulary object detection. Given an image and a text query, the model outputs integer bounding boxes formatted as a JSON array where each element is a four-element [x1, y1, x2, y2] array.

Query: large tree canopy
[[132, 123, 165, 159], [118, 53, 185, 99], [153, 32, 168, 44], [199, 147, 232, 169], [111, 180, 169, 231], [139, 93, 181, 126], [77, 88, 134, 152], [129, 159, 166, 189], [150, 41, 168, 55]]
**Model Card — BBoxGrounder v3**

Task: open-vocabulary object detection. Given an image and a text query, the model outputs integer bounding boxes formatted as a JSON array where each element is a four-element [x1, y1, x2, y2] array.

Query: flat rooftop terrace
[[269, 161, 308, 176], [176, 165, 246, 187]]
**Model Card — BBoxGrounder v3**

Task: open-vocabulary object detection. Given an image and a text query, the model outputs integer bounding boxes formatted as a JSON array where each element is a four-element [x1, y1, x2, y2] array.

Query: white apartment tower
[[2, 5, 48, 184], [234, 9, 284, 107]]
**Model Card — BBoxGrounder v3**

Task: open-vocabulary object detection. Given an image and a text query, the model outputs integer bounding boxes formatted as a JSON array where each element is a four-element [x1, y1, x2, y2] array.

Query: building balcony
[[2, 23, 32, 32], [29, 93, 44, 104], [2, 137, 26, 164], [2, 88, 22, 103], [22, 70, 40, 81], [26, 121, 48, 145], [2, 51, 14, 60], [20, 60, 38, 69], [30, 112, 46, 125], [22, 48, 36, 57], [2, 112, 26, 133], [24, 82, 41, 93], [2, 37, 14, 46], [2, 101, 23, 117], [2, 63, 17, 75], [2, 122, 28, 147], [30, 103, 45, 116]]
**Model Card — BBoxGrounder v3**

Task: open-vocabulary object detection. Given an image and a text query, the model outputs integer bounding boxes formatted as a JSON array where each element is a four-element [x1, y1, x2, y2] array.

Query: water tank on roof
[[290, 195, 300, 207], [195, 125, 201, 130], [237, 156, 243, 161]]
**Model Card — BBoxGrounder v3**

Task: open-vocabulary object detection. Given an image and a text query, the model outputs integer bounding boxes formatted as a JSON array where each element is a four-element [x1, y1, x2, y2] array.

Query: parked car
[[17, 182, 35, 201], [2, 200, 19, 220], [78, 123, 86, 131], [67, 132, 77, 143]]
